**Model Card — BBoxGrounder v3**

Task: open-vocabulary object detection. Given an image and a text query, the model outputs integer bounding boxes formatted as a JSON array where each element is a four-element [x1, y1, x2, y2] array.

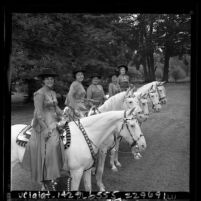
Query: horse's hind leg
[[70, 169, 83, 191], [96, 150, 107, 191], [83, 169, 92, 192]]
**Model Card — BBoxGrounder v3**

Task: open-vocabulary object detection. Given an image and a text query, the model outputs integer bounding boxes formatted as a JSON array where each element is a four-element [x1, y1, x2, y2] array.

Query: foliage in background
[[10, 13, 191, 101]]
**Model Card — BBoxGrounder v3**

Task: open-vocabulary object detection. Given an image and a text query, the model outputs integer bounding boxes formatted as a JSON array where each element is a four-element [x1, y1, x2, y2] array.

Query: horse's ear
[[158, 81, 166, 86], [125, 88, 131, 96], [131, 86, 137, 95], [150, 84, 154, 91], [128, 107, 135, 116], [142, 93, 147, 99]]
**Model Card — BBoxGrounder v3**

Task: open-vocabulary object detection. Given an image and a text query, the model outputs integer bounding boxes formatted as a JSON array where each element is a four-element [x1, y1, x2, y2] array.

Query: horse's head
[[148, 85, 162, 112], [87, 105, 100, 116], [156, 82, 167, 105], [119, 107, 146, 157], [136, 93, 149, 122], [123, 90, 149, 122]]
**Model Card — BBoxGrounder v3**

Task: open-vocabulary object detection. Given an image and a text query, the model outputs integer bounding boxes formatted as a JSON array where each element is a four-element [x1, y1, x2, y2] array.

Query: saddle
[[16, 123, 71, 149]]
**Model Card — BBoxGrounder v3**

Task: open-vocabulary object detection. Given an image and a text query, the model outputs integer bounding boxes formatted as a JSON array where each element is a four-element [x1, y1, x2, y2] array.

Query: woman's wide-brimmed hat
[[37, 68, 58, 78], [110, 69, 119, 77], [117, 65, 128, 72], [72, 67, 85, 77], [90, 73, 102, 79]]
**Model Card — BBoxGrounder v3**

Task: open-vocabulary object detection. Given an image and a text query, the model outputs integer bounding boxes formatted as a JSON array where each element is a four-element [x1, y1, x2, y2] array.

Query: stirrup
[[51, 180, 58, 191]]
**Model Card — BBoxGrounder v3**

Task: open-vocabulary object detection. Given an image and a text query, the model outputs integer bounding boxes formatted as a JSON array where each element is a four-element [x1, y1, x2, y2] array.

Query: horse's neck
[[135, 82, 156, 97], [79, 111, 123, 147], [99, 92, 126, 112]]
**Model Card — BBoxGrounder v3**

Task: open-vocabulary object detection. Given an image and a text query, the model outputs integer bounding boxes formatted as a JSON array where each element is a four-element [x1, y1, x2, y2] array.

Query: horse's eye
[[131, 125, 135, 128]]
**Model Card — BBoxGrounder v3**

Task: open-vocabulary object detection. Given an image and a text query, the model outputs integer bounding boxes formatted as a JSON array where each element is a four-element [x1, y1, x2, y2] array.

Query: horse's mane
[[70, 110, 124, 129], [134, 82, 157, 96], [98, 91, 126, 112]]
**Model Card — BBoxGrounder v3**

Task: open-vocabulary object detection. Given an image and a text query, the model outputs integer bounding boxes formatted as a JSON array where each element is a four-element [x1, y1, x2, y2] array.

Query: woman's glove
[[43, 128, 52, 142]]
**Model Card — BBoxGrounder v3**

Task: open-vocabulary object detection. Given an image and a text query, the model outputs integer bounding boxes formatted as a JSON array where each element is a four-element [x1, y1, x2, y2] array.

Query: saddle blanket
[[16, 124, 71, 149], [16, 125, 32, 147]]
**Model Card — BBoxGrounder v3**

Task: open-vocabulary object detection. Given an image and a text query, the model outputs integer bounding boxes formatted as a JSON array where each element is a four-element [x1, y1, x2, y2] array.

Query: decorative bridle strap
[[77, 119, 97, 168]]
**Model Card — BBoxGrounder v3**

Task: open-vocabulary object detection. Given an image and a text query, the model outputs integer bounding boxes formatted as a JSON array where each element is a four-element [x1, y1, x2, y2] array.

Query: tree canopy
[[10, 13, 191, 90]]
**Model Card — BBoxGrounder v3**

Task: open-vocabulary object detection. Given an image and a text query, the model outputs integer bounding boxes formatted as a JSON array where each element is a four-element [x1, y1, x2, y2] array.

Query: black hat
[[110, 69, 119, 77], [72, 68, 85, 77], [117, 65, 128, 72], [37, 68, 58, 78], [90, 73, 101, 79]]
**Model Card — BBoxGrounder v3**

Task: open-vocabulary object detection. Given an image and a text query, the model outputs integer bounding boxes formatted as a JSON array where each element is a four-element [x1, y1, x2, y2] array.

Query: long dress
[[117, 74, 130, 91], [65, 80, 87, 118], [87, 84, 105, 106], [22, 86, 65, 184]]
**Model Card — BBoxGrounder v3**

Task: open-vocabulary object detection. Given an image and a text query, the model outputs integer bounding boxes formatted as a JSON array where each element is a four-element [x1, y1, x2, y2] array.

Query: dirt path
[[11, 83, 190, 192]]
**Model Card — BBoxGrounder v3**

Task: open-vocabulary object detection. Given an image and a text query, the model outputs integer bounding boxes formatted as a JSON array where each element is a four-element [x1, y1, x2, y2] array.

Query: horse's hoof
[[91, 168, 96, 175], [100, 186, 105, 192], [41, 187, 46, 191], [111, 166, 118, 172], [115, 162, 122, 167]]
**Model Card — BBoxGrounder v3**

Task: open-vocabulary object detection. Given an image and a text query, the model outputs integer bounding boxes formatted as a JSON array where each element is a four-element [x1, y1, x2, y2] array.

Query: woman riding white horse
[[11, 106, 146, 191], [11, 81, 166, 191]]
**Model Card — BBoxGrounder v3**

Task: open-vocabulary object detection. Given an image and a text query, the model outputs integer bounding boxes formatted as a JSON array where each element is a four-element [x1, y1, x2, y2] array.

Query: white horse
[[89, 81, 168, 191], [109, 81, 167, 171], [82, 83, 162, 190], [11, 106, 146, 192]]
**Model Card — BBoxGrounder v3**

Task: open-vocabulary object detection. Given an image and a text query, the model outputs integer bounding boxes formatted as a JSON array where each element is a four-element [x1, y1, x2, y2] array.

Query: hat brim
[[91, 75, 101, 79], [117, 65, 128, 71], [38, 73, 58, 78], [73, 70, 86, 75]]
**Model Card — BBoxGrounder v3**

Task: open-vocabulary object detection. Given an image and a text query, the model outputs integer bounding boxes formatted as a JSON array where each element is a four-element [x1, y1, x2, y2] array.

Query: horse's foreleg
[[96, 150, 107, 191], [110, 148, 118, 172], [40, 182, 46, 191], [83, 169, 92, 192], [70, 169, 84, 191], [114, 139, 121, 168]]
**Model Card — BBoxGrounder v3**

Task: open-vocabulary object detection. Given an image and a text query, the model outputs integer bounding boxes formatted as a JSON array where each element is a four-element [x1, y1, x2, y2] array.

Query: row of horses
[[11, 81, 167, 192]]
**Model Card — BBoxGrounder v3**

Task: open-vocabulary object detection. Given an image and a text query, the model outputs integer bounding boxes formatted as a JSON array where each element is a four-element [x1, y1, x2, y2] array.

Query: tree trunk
[[162, 50, 170, 82], [142, 59, 149, 82], [149, 53, 156, 81]]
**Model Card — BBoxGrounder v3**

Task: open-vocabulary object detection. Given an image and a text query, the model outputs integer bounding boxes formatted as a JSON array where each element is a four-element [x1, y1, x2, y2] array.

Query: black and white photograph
[[3, 4, 197, 200]]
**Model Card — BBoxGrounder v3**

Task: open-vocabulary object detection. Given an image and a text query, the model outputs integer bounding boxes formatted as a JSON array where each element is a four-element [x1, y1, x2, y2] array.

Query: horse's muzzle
[[137, 114, 148, 122], [153, 104, 161, 112]]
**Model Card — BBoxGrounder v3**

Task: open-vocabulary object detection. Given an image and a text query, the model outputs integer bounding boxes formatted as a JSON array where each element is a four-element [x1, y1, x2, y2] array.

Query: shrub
[[170, 66, 186, 82], [155, 68, 163, 80]]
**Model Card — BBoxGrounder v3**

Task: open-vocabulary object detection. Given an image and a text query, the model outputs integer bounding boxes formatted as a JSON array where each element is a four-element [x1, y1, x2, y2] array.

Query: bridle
[[156, 85, 166, 103], [117, 111, 144, 148], [147, 89, 161, 109]]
